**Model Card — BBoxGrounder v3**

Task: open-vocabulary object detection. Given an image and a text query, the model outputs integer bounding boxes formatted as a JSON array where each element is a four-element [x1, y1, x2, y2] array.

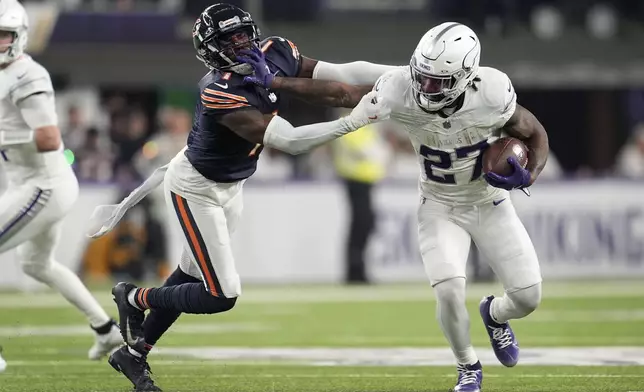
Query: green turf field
[[0, 280, 643, 391]]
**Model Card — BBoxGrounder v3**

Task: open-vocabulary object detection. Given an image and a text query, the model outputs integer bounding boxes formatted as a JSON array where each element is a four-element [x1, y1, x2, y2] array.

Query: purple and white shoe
[[479, 295, 519, 367], [454, 361, 483, 392]]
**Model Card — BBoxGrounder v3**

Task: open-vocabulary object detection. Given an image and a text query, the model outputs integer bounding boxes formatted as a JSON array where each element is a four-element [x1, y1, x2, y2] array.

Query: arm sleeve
[[312, 61, 401, 85], [263, 115, 354, 155]]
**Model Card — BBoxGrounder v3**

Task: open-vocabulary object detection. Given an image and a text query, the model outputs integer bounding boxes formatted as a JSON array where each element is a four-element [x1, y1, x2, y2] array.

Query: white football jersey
[[0, 55, 71, 185], [375, 66, 516, 205]]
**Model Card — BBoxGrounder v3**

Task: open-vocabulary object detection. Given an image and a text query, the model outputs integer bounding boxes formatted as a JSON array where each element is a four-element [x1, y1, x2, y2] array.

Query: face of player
[[0, 30, 14, 53], [412, 72, 456, 102], [218, 27, 256, 62]]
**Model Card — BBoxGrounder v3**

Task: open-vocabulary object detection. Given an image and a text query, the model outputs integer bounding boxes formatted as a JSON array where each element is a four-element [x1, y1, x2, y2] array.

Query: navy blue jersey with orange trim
[[186, 36, 301, 183]]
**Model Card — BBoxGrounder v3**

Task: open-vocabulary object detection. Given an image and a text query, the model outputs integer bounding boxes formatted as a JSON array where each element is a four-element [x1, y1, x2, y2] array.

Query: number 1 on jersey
[[420, 140, 489, 184]]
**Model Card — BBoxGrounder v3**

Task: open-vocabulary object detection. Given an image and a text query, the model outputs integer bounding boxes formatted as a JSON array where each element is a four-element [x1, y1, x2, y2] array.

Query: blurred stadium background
[[0, 1, 643, 391]]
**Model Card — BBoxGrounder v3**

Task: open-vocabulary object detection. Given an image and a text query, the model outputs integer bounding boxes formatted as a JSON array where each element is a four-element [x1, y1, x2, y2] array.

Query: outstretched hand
[[343, 91, 391, 130], [237, 47, 275, 88]]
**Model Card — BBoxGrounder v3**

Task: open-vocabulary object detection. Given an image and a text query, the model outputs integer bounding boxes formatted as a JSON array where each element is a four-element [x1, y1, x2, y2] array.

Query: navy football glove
[[484, 157, 531, 191], [237, 47, 275, 88]]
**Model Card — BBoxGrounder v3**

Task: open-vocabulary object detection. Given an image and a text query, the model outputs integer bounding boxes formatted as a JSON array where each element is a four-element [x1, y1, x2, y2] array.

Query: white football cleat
[[88, 323, 123, 360]]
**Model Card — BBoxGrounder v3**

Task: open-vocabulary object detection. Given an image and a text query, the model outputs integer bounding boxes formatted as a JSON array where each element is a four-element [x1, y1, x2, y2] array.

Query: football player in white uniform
[[264, 22, 548, 392], [0, 0, 122, 368]]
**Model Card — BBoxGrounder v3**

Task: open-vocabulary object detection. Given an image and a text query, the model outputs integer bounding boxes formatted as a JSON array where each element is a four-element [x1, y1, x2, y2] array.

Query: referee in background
[[332, 123, 391, 284]]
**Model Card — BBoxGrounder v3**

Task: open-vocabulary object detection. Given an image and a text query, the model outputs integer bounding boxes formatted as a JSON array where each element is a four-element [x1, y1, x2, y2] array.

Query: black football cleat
[[112, 282, 146, 353], [108, 346, 162, 391]]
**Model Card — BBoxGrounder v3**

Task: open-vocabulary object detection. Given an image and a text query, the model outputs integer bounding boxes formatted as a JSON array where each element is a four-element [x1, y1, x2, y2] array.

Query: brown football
[[482, 137, 529, 176]]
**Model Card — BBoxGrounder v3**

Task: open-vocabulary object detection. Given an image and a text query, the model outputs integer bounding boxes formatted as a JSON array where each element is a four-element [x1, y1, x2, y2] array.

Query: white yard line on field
[[151, 346, 644, 366]]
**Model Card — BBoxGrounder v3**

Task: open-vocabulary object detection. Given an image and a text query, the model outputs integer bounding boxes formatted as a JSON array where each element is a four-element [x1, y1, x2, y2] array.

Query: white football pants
[[0, 171, 110, 327], [418, 196, 541, 291], [163, 150, 243, 299]]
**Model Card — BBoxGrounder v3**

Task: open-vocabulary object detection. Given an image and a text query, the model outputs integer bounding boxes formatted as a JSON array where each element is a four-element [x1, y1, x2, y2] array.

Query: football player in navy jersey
[[98, 3, 399, 390]]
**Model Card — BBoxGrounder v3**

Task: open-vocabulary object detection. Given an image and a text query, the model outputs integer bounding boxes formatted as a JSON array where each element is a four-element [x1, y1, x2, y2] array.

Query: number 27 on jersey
[[420, 140, 489, 184]]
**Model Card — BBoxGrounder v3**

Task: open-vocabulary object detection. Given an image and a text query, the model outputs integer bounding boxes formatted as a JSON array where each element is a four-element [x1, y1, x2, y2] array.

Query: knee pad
[[508, 283, 542, 315]]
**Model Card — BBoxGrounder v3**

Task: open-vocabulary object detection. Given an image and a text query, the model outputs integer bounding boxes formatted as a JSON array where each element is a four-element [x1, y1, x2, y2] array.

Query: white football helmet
[[0, 0, 28, 65], [410, 22, 480, 112]]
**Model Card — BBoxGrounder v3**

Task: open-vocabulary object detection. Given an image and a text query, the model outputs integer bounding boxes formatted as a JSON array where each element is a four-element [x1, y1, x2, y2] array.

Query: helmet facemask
[[410, 56, 474, 112], [0, 29, 15, 51]]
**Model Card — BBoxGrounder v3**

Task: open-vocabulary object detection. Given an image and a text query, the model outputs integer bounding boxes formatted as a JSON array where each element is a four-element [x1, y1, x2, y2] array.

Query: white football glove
[[343, 91, 391, 130]]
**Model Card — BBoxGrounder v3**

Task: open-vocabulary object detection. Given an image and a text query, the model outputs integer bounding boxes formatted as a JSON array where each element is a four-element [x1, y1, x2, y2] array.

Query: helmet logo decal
[[202, 12, 213, 26], [193, 19, 201, 37], [219, 15, 241, 29], [418, 62, 432, 72]]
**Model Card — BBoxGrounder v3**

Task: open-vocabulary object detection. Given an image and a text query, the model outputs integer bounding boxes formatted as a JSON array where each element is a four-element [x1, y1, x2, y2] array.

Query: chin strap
[[520, 187, 531, 197]]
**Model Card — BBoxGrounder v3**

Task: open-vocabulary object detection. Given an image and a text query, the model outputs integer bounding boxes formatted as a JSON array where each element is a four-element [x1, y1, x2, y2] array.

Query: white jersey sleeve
[[8, 59, 54, 105], [476, 67, 517, 129]]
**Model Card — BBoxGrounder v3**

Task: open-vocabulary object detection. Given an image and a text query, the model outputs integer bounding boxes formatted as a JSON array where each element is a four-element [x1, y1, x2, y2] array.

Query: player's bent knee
[[202, 295, 237, 314], [219, 297, 237, 312], [433, 277, 467, 306], [20, 260, 51, 281], [508, 283, 541, 315]]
